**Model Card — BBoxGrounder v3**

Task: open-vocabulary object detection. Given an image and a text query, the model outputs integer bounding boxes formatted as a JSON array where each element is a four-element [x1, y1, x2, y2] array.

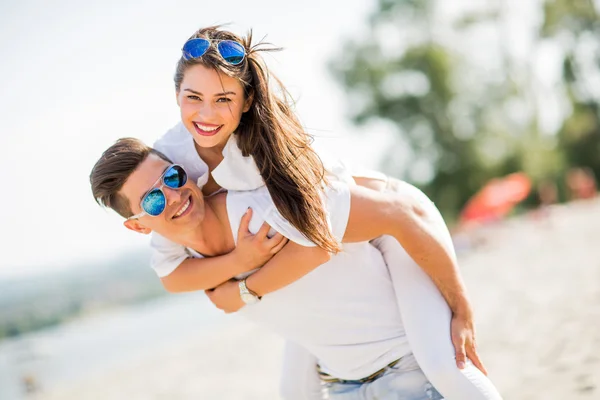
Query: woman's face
[[177, 64, 252, 151]]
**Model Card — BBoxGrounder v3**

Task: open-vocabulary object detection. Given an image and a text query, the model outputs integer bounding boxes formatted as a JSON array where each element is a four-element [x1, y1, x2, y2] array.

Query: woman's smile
[[193, 122, 223, 137]]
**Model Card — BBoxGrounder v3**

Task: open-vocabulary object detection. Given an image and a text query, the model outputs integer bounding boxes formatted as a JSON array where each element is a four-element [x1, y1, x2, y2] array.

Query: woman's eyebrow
[[183, 88, 236, 96]]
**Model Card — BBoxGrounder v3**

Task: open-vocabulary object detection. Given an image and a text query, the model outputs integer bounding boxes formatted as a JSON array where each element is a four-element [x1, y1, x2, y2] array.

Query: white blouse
[[150, 122, 357, 277]]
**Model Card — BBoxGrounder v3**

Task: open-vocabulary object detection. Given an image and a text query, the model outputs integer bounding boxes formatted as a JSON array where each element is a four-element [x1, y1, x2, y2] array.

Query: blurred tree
[[330, 0, 600, 219], [542, 0, 600, 182]]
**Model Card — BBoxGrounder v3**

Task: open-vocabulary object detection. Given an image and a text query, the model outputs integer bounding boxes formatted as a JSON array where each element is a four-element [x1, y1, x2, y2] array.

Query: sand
[[31, 199, 600, 399]]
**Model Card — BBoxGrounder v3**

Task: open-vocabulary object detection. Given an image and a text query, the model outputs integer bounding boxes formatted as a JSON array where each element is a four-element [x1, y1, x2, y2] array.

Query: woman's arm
[[245, 242, 329, 296], [202, 176, 467, 322], [166, 239, 329, 297], [161, 252, 250, 293], [206, 242, 330, 312], [207, 176, 460, 313], [160, 209, 288, 292]]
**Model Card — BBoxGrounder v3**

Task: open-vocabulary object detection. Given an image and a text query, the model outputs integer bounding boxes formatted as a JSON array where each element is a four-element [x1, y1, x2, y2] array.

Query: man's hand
[[233, 208, 288, 273], [451, 312, 488, 375], [206, 279, 244, 313]]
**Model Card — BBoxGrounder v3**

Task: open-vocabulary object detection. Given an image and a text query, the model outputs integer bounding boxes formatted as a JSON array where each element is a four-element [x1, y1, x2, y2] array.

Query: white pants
[[280, 181, 502, 400]]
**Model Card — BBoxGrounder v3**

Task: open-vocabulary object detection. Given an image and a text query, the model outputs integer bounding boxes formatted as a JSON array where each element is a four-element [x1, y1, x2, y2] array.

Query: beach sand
[[30, 321, 286, 400], [32, 199, 600, 399], [459, 199, 600, 399]]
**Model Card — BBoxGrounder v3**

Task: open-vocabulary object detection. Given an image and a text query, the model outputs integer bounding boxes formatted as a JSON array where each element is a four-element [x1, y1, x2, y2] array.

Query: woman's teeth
[[194, 123, 219, 132], [174, 198, 191, 218]]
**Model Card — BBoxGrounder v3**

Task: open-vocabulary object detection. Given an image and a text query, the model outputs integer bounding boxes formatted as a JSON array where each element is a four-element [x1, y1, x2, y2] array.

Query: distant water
[[0, 293, 231, 400]]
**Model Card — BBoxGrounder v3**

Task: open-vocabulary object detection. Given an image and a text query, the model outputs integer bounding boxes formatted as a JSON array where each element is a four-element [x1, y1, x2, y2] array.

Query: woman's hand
[[206, 279, 245, 313], [232, 208, 288, 273]]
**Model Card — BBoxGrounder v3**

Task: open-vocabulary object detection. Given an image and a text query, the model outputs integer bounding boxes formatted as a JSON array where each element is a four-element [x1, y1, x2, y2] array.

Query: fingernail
[[458, 361, 465, 369]]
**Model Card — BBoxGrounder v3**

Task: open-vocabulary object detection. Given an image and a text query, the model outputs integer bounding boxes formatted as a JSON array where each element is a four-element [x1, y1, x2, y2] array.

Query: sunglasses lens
[[142, 189, 166, 217], [182, 38, 210, 60], [163, 165, 187, 189], [218, 40, 245, 65]]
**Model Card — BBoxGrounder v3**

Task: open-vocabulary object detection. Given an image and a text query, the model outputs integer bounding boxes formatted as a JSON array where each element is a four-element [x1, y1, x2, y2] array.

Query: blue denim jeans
[[322, 354, 444, 400]]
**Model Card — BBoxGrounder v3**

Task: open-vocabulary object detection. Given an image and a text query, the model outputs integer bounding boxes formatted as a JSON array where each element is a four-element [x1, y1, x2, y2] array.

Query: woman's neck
[[194, 139, 229, 196], [194, 141, 225, 171]]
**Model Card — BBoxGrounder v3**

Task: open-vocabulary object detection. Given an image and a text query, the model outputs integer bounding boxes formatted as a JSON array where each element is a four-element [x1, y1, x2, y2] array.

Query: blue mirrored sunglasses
[[128, 164, 188, 219], [182, 38, 246, 65]]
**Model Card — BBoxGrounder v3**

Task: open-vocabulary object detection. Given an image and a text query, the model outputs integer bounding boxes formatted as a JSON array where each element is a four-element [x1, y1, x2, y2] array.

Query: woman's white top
[[151, 122, 363, 277], [150, 123, 411, 380]]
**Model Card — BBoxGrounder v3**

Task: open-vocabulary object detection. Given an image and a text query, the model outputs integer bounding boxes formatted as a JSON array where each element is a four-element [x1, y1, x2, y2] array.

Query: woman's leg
[[280, 341, 323, 400], [368, 179, 503, 400]]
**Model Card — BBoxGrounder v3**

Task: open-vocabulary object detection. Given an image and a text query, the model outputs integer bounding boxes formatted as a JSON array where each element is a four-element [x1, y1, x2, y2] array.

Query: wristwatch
[[238, 279, 261, 305]]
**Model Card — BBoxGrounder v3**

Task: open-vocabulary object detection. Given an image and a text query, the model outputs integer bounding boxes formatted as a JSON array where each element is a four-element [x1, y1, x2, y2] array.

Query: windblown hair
[[175, 26, 340, 253], [90, 138, 171, 218]]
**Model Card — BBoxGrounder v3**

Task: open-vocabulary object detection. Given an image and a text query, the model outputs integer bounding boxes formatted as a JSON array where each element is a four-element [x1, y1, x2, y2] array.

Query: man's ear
[[124, 219, 152, 235], [243, 91, 254, 113]]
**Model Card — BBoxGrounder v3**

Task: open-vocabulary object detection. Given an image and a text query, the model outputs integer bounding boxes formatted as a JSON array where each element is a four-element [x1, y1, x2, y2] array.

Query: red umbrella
[[460, 172, 532, 224]]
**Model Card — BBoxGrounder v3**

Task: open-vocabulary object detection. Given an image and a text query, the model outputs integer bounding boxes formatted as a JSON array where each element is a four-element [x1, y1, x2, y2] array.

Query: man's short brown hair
[[90, 138, 171, 218]]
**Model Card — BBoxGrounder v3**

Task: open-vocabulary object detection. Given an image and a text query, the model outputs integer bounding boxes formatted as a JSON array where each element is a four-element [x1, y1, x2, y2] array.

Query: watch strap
[[239, 279, 260, 303]]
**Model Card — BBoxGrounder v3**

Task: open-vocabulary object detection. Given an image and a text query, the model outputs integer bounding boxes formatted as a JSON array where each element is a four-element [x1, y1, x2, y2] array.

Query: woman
[[146, 26, 501, 399]]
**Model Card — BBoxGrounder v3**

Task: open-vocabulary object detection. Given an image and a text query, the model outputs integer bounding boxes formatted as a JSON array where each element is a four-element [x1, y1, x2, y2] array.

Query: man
[[90, 138, 501, 399]]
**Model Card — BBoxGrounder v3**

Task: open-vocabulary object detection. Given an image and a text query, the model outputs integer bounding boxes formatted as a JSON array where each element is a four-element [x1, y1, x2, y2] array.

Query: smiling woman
[[176, 65, 252, 148], [171, 27, 338, 254]]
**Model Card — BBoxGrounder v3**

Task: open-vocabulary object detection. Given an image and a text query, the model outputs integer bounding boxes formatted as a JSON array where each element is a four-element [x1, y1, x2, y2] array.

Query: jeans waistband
[[317, 357, 402, 384]]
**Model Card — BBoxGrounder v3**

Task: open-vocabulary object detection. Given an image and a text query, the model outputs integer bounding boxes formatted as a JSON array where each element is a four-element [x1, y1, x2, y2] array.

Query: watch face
[[241, 293, 259, 305]]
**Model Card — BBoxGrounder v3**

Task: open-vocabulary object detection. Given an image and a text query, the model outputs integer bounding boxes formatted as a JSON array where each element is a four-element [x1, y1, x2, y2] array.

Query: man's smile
[[173, 196, 192, 219]]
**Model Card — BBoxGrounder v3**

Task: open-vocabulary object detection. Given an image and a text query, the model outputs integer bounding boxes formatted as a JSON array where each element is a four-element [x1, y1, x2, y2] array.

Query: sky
[[0, 0, 398, 277]]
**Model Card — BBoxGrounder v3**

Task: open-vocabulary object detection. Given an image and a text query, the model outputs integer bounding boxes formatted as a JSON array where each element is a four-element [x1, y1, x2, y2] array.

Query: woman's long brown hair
[[174, 26, 341, 253]]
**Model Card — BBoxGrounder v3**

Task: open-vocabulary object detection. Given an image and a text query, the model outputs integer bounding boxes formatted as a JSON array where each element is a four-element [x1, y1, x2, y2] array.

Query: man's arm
[[344, 179, 484, 373], [345, 182, 469, 313]]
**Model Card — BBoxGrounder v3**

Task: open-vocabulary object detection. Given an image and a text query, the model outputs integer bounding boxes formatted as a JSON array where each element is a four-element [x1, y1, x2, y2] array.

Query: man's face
[[120, 154, 205, 238]]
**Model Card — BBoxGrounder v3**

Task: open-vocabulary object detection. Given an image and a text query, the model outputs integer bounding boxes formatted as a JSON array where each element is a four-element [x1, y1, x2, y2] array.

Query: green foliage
[[545, 1, 600, 181], [541, 0, 598, 37], [331, 0, 600, 220]]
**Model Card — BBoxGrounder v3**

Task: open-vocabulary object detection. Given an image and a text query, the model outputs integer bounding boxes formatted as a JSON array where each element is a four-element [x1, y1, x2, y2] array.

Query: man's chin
[[174, 208, 203, 226]]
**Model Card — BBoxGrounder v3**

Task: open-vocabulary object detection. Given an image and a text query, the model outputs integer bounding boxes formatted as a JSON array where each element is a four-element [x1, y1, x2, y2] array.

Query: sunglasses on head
[[182, 38, 246, 66], [128, 164, 188, 220]]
